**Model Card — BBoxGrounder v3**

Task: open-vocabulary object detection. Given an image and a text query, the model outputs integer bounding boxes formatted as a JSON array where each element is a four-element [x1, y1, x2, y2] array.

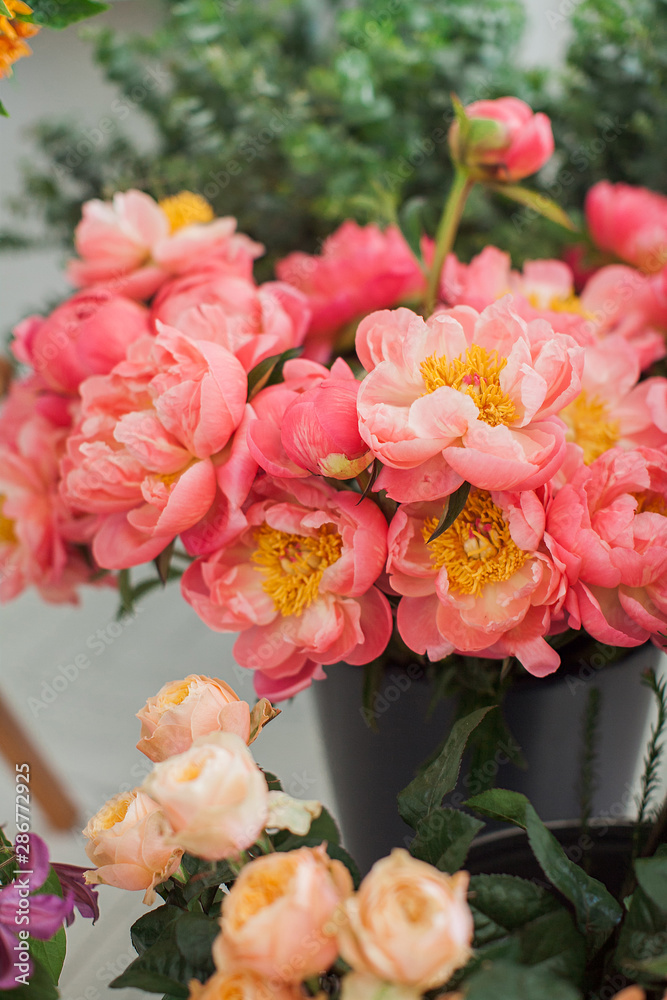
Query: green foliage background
[[2, 0, 667, 279]]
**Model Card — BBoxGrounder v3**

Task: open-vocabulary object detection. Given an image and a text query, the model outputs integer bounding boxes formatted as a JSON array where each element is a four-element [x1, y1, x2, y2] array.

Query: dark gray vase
[[313, 643, 660, 874]]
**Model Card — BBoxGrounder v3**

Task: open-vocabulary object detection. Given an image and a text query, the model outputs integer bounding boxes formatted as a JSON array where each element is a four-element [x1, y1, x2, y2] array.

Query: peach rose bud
[[82, 788, 183, 905], [340, 973, 423, 1000], [338, 849, 473, 991], [142, 732, 269, 861], [214, 844, 353, 982], [187, 969, 304, 1000], [136, 674, 274, 762]]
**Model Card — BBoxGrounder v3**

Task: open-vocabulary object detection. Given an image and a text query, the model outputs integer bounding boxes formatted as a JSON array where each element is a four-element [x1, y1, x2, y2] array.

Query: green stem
[[425, 167, 474, 315]]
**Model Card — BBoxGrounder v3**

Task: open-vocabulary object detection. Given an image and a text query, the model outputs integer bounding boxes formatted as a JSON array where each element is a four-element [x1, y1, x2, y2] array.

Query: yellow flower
[[0, 0, 40, 79]]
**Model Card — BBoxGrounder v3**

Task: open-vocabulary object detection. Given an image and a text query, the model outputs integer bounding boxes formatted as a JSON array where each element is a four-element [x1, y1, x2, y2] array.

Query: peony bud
[[448, 97, 554, 182]]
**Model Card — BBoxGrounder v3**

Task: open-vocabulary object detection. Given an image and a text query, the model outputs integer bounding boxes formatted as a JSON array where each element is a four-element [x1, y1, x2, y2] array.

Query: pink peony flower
[[388, 487, 566, 676], [181, 476, 392, 700], [546, 447, 667, 648], [248, 358, 372, 480], [67, 189, 263, 300], [355, 298, 583, 503], [448, 97, 554, 182], [12, 289, 151, 395], [61, 325, 249, 569], [0, 390, 103, 604], [276, 222, 426, 362], [151, 270, 309, 371], [441, 247, 667, 370], [585, 181, 667, 273]]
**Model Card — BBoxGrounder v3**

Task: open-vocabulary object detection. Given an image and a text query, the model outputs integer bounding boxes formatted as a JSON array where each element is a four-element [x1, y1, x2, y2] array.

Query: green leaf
[[463, 960, 582, 1000], [357, 457, 382, 503], [0, 100, 6, 119], [0, 956, 59, 1000], [113, 912, 217, 995], [488, 184, 577, 232], [29, 868, 66, 985], [519, 909, 586, 983], [398, 705, 495, 829], [304, 805, 341, 846], [469, 873, 561, 946], [615, 884, 667, 983], [427, 482, 471, 543], [131, 905, 182, 957], [409, 807, 484, 871], [466, 789, 622, 953], [117, 567, 134, 616], [261, 770, 282, 792], [174, 913, 219, 971], [246, 347, 302, 400], [28, 0, 108, 29], [154, 540, 175, 586], [635, 856, 667, 912], [0, 1, 11, 18]]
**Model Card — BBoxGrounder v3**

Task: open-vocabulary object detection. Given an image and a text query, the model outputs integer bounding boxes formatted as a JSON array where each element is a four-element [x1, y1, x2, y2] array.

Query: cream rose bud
[[338, 850, 473, 991], [136, 674, 254, 762], [340, 973, 423, 1000], [187, 969, 304, 1000], [214, 844, 353, 982], [83, 788, 183, 904], [142, 732, 269, 860]]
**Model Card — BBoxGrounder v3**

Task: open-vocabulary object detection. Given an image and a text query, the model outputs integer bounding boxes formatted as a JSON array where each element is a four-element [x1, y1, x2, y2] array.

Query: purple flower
[[0, 835, 73, 989], [52, 864, 99, 926]]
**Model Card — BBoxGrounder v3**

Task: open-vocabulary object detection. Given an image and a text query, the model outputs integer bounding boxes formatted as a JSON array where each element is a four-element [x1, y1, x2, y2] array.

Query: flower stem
[[425, 167, 474, 315]]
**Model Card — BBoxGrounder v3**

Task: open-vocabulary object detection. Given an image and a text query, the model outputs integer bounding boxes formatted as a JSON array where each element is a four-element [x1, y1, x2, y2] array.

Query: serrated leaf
[[488, 184, 577, 232], [519, 909, 586, 983], [131, 905, 181, 957], [635, 856, 667, 912], [398, 706, 495, 829], [427, 482, 471, 543], [469, 873, 561, 946], [463, 959, 581, 1000], [467, 789, 622, 953], [246, 347, 302, 400], [410, 807, 483, 871]]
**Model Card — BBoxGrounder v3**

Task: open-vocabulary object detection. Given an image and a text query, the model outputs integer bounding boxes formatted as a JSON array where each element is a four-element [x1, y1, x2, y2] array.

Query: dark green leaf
[[246, 347, 302, 400], [467, 789, 622, 953], [519, 909, 586, 983], [28, 0, 108, 29], [117, 568, 134, 616], [398, 706, 495, 829], [304, 805, 341, 846], [463, 960, 582, 1000], [469, 873, 561, 945], [410, 807, 484, 871], [154, 541, 175, 586], [357, 457, 383, 503], [113, 912, 216, 994], [615, 884, 667, 984], [131, 905, 182, 957], [0, 100, 7, 118], [635, 856, 667, 912], [488, 184, 577, 232], [274, 836, 360, 888], [174, 913, 219, 970], [30, 868, 66, 985], [261, 771, 282, 792], [427, 482, 471, 543]]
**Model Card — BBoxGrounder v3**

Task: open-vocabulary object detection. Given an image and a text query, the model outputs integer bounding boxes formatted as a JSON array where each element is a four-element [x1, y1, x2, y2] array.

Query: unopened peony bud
[[448, 96, 554, 182]]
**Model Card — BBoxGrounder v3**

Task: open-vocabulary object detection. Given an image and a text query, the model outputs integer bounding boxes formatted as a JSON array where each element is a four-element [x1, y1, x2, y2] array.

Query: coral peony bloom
[[214, 845, 353, 981], [0, 392, 103, 604], [136, 675, 255, 761], [560, 335, 667, 465], [356, 298, 583, 502], [12, 289, 151, 395], [67, 190, 263, 300], [249, 358, 372, 479], [338, 850, 473, 991], [187, 970, 304, 1000], [151, 271, 309, 371], [586, 181, 667, 273], [61, 325, 248, 569], [448, 97, 554, 182], [546, 447, 667, 647], [441, 247, 667, 370], [142, 732, 269, 861], [389, 487, 566, 676], [276, 222, 426, 362], [83, 788, 183, 904], [181, 476, 392, 700]]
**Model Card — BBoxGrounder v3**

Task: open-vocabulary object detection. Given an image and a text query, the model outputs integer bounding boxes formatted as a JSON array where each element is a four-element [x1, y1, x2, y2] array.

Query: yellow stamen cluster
[[158, 191, 215, 233], [561, 390, 620, 465], [230, 856, 298, 928], [420, 344, 516, 427], [423, 489, 528, 596], [0, 496, 16, 544], [635, 492, 667, 517], [526, 290, 594, 319], [252, 522, 343, 618], [0, 0, 39, 79]]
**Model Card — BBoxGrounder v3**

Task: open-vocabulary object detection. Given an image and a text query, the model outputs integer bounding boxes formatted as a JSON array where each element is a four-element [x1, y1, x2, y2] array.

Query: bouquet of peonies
[[3, 95, 667, 706], [69, 671, 667, 1000]]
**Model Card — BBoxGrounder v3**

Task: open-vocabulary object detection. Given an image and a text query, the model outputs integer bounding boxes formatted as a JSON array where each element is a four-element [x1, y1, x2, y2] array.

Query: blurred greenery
[[1, 0, 666, 280]]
